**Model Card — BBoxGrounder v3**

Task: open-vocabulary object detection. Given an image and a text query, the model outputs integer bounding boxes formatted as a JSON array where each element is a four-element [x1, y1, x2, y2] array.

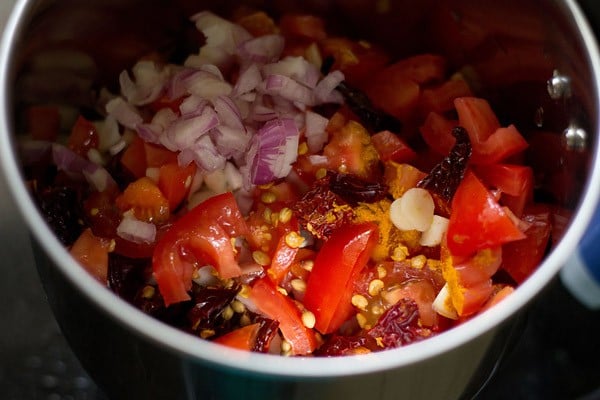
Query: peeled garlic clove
[[390, 187, 435, 232], [419, 215, 450, 247], [432, 283, 458, 320]]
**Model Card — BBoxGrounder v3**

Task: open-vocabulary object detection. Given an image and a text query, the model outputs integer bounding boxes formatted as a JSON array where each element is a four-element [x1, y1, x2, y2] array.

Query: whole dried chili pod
[[417, 126, 472, 216]]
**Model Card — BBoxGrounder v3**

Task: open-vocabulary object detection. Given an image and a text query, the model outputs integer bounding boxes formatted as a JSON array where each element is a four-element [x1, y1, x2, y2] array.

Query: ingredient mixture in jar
[[21, 8, 575, 356]]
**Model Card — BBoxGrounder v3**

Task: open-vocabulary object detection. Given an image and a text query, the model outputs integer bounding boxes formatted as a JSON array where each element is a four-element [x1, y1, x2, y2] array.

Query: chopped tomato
[[144, 142, 179, 168], [120, 136, 147, 179], [455, 97, 500, 143], [419, 112, 458, 156], [447, 171, 526, 257], [249, 277, 318, 355], [70, 228, 113, 283], [27, 105, 60, 141], [502, 204, 551, 283], [214, 323, 261, 351], [158, 162, 197, 210], [366, 72, 421, 122], [480, 285, 515, 313], [383, 161, 427, 199], [469, 125, 529, 165], [420, 78, 473, 114], [323, 120, 380, 179], [67, 116, 99, 157], [279, 14, 327, 42], [381, 54, 447, 85], [319, 37, 389, 87], [474, 164, 534, 216], [441, 245, 502, 316], [303, 222, 378, 334], [116, 177, 170, 223], [370, 130, 417, 163], [152, 192, 248, 305], [235, 11, 277, 37]]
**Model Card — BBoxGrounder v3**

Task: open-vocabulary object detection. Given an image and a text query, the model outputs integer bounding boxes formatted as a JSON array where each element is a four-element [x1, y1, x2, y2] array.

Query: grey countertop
[[1, 2, 600, 399]]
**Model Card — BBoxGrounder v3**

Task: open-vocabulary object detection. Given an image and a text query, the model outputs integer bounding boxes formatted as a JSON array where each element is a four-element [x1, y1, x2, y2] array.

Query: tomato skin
[[366, 73, 421, 122], [70, 228, 113, 283], [68, 116, 99, 157], [116, 177, 170, 223], [447, 171, 526, 257], [382, 54, 447, 85], [152, 192, 248, 306], [420, 78, 473, 114], [280, 14, 327, 41], [455, 97, 500, 143], [249, 277, 318, 355], [303, 222, 378, 334], [120, 136, 147, 179], [502, 205, 551, 283], [158, 162, 197, 210], [370, 130, 417, 163], [214, 323, 261, 351], [419, 112, 458, 156], [474, 164, 533, 217]]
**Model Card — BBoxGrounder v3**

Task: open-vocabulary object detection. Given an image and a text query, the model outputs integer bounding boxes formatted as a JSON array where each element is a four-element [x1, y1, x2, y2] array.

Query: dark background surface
[[2, 1, 600, 399]]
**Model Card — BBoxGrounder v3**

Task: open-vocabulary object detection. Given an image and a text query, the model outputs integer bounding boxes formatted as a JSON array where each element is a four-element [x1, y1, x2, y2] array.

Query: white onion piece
[[419, 215, 450, 247], [95, 115, 121, 152], [165, 106, 219, 150], [211, 95, 243, 129], [390, 188, 435, 232], [179, 95, 208, 118], [108, 139, 127, 156], [185, 70, 232, 99], [314, 70, 345, 104], [305, 110, 329, 153], [232, 63, 262, 96], [105, 97, 143, 129], [192, 265, 220, 287], [178, 134, 226, 172], [210, 125, 250, 158], [262, 56, 320, 88], [238, 34, 285, 64], [246, 117, 299, 185], [116, 217, 156, 244], [432, 283, 458, 320], [119, 60, 167, 106], [263, 74, 314, 106]]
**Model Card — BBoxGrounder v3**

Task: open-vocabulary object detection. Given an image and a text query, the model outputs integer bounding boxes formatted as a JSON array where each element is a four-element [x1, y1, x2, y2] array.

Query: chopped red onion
[[179, 95, 208, 118], [262, 56, 320, 88], [305, 110, 329, 153], [211, 95, 243, 129], [184, 70, 232, 99], [165, 106, 219, 150], [238, 34, 285, 64], [119, 60, 168, 106], [263, 74, 314, 106], [314, 70, 345, 104], [210, 125, 250, 158], [178, 134, 226, 172], [52, 144, 117, 191], [232, 63, 262, 96], [116, 217, 157, 244], [105, 97, 143, 129], [246, 117, 299, 185]]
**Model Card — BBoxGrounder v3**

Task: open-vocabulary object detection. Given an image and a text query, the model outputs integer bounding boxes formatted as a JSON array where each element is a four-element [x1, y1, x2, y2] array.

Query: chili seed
[[368, 279, 385, 296], [377, 265, 387, 279], [279, 207, 292, 224], [200, 329, 216, 339], [298, 142, 308, 155], [302, 310, 316, 329], [221, 305, 234, 320], [231, 300, 245, 313], [356, 313, 368, 329], [281, 340, 292, 354], [290, 278, 307, 293], [391, 245, 408, 261], [261, 191, 277, 204], [263, 207, 272, 222], [240, 314, 251, 326], [276, 286, 288, 296], [301, 260, 314, 272], [411, 255, 427, 269], [351, 294, 369, 311], [285, 231, 305, 248], [252, 250, 271, 266], [141, 285, 155, 299], [315, 168, 327, 180]]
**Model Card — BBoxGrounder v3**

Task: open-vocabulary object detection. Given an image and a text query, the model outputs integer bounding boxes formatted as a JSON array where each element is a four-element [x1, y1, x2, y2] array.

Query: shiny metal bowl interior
[[1, 0, 600, 399]]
